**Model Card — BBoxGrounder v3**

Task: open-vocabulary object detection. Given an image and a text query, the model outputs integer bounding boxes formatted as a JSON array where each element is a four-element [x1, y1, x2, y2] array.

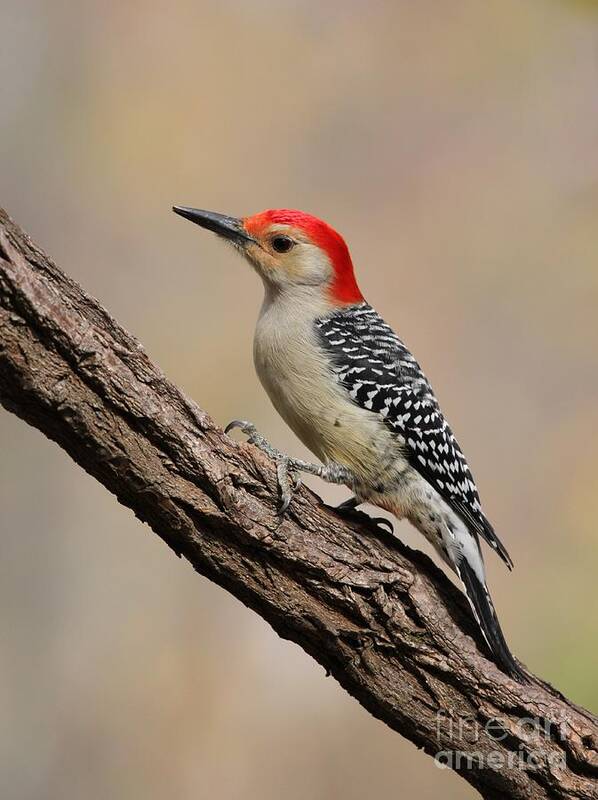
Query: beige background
[[1, 1, 597, 798]]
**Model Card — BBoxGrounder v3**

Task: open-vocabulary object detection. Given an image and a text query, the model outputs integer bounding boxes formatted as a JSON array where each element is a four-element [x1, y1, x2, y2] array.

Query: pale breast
[[253, 294, 400, 481]]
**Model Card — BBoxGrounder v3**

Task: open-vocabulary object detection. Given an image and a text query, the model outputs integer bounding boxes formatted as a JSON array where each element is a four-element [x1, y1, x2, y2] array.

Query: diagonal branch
[[0, 207, 596, 800]]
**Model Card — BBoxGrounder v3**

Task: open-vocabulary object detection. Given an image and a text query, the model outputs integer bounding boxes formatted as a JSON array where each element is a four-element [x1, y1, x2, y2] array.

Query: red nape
[[244, 209, 364, 306]]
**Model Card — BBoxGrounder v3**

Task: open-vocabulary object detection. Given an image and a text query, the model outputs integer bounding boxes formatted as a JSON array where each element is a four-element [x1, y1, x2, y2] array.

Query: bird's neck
[[259, 282, 334, 323]]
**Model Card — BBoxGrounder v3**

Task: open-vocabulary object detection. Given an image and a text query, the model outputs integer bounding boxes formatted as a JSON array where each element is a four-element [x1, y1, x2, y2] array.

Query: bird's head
[[173, 206, 364, 307]]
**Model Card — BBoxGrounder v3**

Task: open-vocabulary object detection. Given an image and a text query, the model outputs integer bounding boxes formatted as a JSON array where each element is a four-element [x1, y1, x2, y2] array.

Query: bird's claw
[[332, 496, 395, 534], [226, 419, 301, 515], [276, 457, 301, 515], [225, 419, 251, 436], [336, 496, 360, 513], [225, 419, 281, 461], [371, 516, 394, 534], [225, 419, 260, 445]]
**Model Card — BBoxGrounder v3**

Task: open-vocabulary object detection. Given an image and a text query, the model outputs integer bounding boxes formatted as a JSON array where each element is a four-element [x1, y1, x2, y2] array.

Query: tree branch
[[0, 207, 596, 799]]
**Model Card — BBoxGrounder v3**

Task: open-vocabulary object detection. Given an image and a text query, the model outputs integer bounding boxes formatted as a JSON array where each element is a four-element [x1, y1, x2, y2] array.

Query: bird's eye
[[271, 235, 294, 253]]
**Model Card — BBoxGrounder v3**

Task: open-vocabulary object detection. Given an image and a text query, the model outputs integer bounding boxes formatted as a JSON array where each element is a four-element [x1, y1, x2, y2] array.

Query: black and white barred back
[[315, 303, 512, 569]]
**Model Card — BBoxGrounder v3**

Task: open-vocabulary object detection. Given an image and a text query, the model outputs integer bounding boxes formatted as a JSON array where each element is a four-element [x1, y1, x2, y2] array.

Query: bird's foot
[[225, 419, 285, 461], [225, 419, 352, 514], [331, 495, 395, 534], [336, 496, 360, 513], [225, 419, 300, 513]]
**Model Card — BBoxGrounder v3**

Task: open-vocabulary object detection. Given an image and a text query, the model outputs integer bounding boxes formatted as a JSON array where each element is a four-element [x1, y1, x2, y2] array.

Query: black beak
[[172, 206, 255, 244]]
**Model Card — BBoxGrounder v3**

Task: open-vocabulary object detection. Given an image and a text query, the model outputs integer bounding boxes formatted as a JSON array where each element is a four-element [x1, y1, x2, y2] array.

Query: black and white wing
[[315, 303, 512, 569]]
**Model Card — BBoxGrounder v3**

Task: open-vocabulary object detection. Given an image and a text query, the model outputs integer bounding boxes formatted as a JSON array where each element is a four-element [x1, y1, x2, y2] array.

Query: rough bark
[[0, 207, 596, 799]]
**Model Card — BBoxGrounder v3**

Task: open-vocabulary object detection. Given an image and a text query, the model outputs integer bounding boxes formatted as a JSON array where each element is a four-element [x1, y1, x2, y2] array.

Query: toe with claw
[[225, 419, 280, 460], [225, 419, 303, 514], [276, 457, 302, 515], [336, 496, 360, 513], [332, 495, 395, 534]]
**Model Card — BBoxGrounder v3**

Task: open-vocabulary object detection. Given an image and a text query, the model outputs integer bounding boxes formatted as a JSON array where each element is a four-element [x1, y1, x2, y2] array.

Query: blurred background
[[1, 1, 598, 798]]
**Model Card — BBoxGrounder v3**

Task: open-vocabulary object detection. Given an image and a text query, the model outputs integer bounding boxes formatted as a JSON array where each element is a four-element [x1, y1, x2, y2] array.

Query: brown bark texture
[[0, 207, 596, 799]]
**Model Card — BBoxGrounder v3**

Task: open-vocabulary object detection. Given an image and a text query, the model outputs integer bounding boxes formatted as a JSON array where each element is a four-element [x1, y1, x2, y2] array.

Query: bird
[[173, 205, 526, 682]]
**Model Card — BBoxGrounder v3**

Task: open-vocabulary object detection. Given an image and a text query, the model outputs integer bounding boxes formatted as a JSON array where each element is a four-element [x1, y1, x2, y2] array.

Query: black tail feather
[[456, 558, 527, 682]]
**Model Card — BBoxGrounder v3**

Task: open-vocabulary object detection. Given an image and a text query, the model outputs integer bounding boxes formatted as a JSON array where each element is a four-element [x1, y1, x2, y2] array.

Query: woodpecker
[[173, 205, 526, 682]]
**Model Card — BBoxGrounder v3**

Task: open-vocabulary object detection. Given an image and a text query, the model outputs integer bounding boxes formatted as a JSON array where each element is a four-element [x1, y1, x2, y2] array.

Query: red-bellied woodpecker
[[173, 205, 526, 682]]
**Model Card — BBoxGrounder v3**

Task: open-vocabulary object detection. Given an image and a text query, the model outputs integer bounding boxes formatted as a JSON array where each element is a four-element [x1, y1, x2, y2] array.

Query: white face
[[241, 224, 334, 291], [172, 205, 360, 306]]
